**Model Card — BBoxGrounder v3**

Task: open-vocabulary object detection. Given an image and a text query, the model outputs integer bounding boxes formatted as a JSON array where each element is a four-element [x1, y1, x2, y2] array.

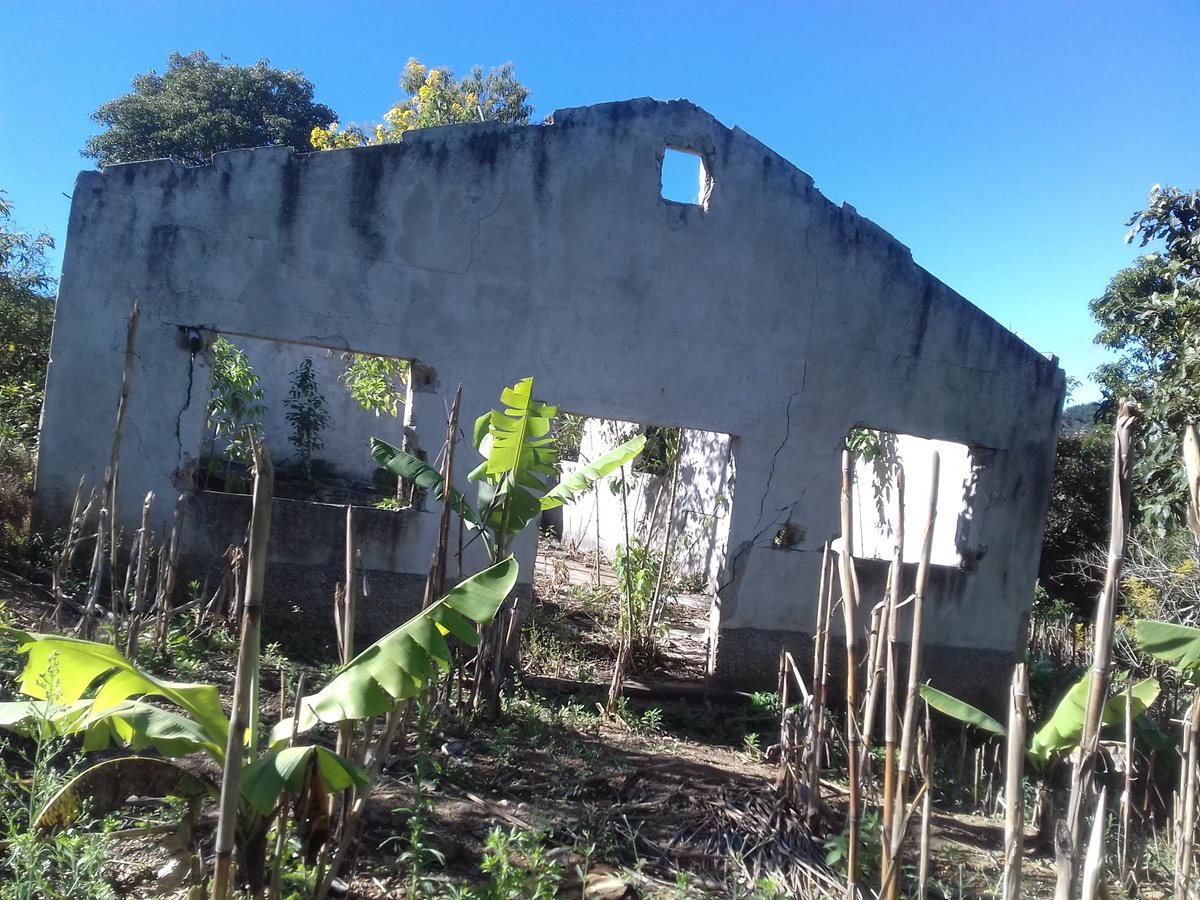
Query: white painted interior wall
[[849, 434, 974, 567], [562, 418, 734, 591]]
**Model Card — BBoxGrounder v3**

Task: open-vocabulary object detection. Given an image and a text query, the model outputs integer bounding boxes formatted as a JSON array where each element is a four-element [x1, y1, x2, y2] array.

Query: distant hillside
[[1060, 402, 1101, 434]]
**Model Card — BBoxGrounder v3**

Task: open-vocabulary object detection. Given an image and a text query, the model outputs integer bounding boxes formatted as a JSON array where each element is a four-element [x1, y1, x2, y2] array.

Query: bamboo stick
[[212, 440, 274, 899], [123, 492, 154, 658], [1081, 787, 1109, 900], [882, 467, 905, 900], [806, 542, 833, 829], [1002, 663, 1029, 900], [1119, 681, 1133, 888], [1065, 401, 1141, 889], [886, 451, 939, 877], [607, 466, 637, 715], [1175, 690, 1200, 900], [917, 703, 933, 899], [836, 449, 861, 899]]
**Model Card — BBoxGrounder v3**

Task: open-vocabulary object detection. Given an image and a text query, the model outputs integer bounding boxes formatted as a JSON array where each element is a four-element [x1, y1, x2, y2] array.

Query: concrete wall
[[561, 418, 734, 592], [35, 99, 1064, 702]]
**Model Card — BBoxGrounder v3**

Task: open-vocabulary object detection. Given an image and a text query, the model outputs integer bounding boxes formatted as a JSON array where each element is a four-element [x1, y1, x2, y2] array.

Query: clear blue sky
[[3, 0, 1196, 404]]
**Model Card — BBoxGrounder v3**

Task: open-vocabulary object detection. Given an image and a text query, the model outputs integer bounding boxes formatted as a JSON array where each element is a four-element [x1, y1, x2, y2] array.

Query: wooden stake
[[837, 449, 861, 899], [883, 467, 905, 900], [1066, 400, 1141, 880], [887, 451, 939, 878], [1002, 663, 1029, 900], [212, 440, 274, 899]]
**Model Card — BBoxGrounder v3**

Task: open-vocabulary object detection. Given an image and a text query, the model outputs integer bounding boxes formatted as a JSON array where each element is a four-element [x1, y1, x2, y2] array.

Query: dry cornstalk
[[1065, 400, 1141, 874], [1119, 681, 1133, 888], [212, 440, 274, 900], [836, 449, 861, 898], [268, 671, 305, 900], [806, 542, 833, 828], [917, 703, 932, 899], [104, 300, 140, 591], [858, 598, 885, 779], [607, 465, 637, 715], [154, 494, 187, 653], [336, 505, 357, 765], [1002, 662, 1029, 900], [122, 492, 155, 658], [1176, 690, 1200, 900], [886, 450, 939, 888], [1080, 786, 1109, 900], [882, 466, 905, 900]]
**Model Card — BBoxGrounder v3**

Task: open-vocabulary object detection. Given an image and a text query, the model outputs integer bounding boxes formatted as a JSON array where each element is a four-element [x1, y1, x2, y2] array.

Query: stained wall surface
[[35, 99, 1064, 699]]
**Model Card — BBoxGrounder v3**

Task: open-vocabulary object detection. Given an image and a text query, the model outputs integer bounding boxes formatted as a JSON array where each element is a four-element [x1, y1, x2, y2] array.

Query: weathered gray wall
[[36, 99, 1064, 699]]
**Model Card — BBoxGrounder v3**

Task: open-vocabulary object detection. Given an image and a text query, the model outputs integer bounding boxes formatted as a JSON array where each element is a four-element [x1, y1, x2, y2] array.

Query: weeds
[[0, 658, 116, 900]]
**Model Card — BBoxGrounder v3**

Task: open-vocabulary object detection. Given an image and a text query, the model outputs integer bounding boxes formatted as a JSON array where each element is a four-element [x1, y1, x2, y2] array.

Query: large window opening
[[845, 427, 982, 568], [530, 415, 736, 683], [198, 332, 419, 508]]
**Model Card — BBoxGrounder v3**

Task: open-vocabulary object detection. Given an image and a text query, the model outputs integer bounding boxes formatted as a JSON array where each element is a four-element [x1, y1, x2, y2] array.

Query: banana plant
[[922, 671, 1159, 838], [0, 557, 515, 886], [372, 376, 646, 561], [922, 673, 1160, 773], [1134, 618, 1200, 683]]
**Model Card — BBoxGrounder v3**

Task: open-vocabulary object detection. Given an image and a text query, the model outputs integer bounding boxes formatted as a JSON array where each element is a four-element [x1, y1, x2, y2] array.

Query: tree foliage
[[0, 190, 55, 454], [84, 51, 338, 167], [1091, 186, 1200, 530], [310, 58, 532, 150]]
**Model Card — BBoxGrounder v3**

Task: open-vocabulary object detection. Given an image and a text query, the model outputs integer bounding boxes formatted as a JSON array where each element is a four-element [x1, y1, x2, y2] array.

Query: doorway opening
[[528, 415, 736, 684]]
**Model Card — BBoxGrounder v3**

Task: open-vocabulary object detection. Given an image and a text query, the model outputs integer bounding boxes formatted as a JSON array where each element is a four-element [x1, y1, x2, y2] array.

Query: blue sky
[[3, 0, 1196, 403]]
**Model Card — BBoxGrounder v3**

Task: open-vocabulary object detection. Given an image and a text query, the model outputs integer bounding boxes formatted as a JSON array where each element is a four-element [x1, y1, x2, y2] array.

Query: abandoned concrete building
[[34, 98, 1065, 705]]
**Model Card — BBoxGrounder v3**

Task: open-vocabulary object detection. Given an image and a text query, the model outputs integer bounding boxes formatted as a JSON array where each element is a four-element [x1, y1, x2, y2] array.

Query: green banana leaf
[[76, 699, 222, 758], [273, 557, 518, 743], [919, 684, 1007, 736], [1134, 619, 1200, 684], [36, 757, 216, 829], [475, 378, 558, 483], [1, 628, 228, 755], [1028, 673, 1159, 767], [371, 438, 485, 530], [541, 434, 647, 510], [0, 699, 94, 742], [241, 745, 368, 816]]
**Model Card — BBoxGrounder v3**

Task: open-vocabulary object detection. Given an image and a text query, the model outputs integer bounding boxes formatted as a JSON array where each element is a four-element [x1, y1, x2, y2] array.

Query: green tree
[[84, 51, 338, 167], [310, 58, 532, 150], [1091, 186, 1200, 530], [0, 190, 55, 454]]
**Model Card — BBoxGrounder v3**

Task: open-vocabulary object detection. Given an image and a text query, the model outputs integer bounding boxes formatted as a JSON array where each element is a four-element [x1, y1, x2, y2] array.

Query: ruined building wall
[[35, 99, 1064, 700]]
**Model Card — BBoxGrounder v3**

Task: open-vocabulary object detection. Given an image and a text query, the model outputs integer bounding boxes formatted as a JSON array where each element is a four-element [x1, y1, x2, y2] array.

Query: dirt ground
[[0, 554, 1161, 898]]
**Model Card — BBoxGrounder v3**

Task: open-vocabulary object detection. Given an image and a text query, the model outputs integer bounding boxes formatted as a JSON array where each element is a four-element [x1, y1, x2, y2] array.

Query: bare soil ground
[[0, 556, 1157, 898]]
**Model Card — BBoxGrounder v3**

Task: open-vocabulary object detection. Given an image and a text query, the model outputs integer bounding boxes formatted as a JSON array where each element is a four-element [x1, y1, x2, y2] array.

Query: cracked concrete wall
[[36, 98, 1064, 696]]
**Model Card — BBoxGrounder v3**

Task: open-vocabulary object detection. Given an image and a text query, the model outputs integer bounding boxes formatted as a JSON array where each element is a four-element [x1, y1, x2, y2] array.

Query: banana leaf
[[1028, 673, 1159, 767], [1134, 619, 1200, 684], [541, 434, 647, 510], [371, 437, 485, 530], [919, 684, 1007, 736], [36, 757, 216, 829], [241, 745, 367, 816], [272, 556, 518, 743], [475, 378, 558, 483], [1, 628, 228, 753]]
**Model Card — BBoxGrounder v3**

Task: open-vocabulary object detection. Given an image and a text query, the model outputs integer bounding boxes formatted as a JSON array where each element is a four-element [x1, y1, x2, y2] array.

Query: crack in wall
[[175, 353, 195, 467], [755, 389, 801, 530]]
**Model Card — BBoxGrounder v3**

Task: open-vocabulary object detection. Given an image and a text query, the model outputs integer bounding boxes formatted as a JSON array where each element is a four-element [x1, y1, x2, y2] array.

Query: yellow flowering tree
[[310, 58, 532, 150]]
